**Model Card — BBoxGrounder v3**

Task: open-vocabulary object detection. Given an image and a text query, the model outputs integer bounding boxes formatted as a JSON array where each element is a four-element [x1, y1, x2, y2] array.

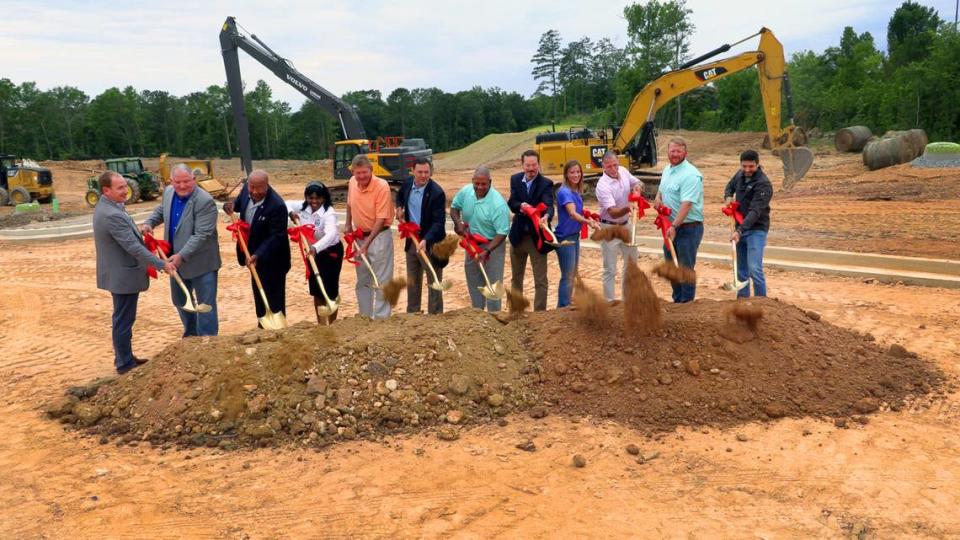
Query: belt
[[600, 219, 627, 225], [676, 221, 702, 229]]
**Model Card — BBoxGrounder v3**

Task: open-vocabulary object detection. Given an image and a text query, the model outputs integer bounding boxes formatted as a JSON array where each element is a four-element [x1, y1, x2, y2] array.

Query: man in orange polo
[[345, 154, 396, 319]]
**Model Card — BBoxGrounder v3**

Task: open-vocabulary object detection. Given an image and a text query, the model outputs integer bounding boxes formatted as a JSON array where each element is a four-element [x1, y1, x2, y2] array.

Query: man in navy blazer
[[396, 157, 447, 314], [507, 149, 554, 311], [224, 170, 291, 324]]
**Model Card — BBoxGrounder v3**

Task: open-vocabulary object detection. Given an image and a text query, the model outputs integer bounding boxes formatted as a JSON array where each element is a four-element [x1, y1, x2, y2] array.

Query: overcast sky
[[3, 0, 957, 107]]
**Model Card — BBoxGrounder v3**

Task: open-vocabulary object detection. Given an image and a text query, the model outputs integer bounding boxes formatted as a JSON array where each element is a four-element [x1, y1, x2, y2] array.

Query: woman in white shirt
[[286, 182, 343, 324]]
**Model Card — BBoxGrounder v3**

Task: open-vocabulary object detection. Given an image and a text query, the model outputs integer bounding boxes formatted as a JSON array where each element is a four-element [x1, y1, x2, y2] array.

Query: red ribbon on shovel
[[521, 202, 548, 250], [459, 231, 490, 259], [225, 219, 251, 245], [629, 193, 651, 218], [143, 232, 171, 279], [721, 201, 744, 224], [653, 206, 673, 245], [287, 223, 317, 280], [581, 209, 600, 239], [398, 221, 421, 242], [342, 229, 365, 267]]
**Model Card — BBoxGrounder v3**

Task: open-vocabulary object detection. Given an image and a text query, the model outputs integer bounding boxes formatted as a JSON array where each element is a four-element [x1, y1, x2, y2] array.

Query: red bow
[[288, 223, 316, 280], [722, 201, 744, 224], [653, 206, 673, 244], [398, 221, 422, 242], [342, 229, 365, 266], [581, 209, 601, 239], [629, 193, 651, 218], [225, 219, 251, 245], [459, 230, 490, 259], [521, 202, 548, 250], [143, 233, 171, 279]]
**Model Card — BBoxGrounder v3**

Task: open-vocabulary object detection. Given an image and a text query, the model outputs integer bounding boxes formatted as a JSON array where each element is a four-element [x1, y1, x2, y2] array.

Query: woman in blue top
[[554, 160, 597, 307]]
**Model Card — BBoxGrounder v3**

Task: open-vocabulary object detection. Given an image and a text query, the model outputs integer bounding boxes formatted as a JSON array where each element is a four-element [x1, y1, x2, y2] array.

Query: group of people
[[93, 137, 773, 374]]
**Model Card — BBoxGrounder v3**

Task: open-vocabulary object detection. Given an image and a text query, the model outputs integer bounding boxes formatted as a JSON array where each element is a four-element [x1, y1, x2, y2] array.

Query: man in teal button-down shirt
[[654, 137, 704, 303]]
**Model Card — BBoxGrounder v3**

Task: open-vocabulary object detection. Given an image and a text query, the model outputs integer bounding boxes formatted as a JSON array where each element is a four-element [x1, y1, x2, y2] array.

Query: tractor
[[85, 158, 162, 207], [0, 155, 55, 206]]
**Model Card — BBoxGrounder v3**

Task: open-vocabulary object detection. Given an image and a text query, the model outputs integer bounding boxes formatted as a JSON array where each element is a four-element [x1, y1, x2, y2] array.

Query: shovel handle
[[359, 252, 381, 289], [155, 247, 196, 306], [227, 213, 275, 309], [291, 215, 337, 309]]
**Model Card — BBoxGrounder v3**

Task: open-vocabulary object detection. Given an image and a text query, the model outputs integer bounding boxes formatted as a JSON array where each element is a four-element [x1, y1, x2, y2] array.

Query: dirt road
[[1, 224, 958, 537]]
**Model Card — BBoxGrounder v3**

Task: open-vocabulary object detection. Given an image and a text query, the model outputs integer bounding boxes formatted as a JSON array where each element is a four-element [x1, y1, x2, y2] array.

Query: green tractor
[[85, 158, 161, 207], [0, 155, 55, 206]]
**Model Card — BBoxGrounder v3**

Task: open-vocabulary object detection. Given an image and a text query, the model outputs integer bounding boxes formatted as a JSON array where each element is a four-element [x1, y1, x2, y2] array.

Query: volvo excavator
[[219, 16, 432, 182], [535, 28, 814, 190]]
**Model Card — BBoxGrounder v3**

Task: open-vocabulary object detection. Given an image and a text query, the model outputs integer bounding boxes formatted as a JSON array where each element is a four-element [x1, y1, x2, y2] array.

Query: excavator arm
[[219, 16, 366, 176], [613, 28, 813, 186]]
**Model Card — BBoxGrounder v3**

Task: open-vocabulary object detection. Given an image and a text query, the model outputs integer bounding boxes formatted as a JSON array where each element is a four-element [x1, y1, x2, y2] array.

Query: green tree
[[531, 29, 562, 127], [887, 1, 942, 68]]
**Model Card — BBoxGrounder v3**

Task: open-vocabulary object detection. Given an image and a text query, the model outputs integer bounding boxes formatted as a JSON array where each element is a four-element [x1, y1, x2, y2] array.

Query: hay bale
[[863, 136, 914, 171], [882, 129, 928, 159], [834, 126, 873, 152]]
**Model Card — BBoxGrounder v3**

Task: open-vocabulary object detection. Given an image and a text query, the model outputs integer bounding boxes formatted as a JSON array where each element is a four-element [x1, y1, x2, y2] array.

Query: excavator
[[219, 16, 432, 182], [535, 27, 814, 190]]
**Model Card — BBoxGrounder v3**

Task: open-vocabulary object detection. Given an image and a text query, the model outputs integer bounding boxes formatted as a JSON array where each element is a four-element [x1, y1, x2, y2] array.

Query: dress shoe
[[134, 356, 149, 365]]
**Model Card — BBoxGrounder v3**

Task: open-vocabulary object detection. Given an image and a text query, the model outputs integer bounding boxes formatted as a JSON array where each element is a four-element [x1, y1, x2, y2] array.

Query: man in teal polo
[[654, 137, 704, 303], [450, 165, 511, 312]]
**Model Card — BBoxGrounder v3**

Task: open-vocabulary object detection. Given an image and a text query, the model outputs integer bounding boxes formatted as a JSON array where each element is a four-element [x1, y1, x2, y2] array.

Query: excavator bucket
[[779, 146, 814, 190]]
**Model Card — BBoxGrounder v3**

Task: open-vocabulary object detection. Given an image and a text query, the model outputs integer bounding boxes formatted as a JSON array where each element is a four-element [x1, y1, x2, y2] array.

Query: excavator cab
[[334, 140, 367, 180]]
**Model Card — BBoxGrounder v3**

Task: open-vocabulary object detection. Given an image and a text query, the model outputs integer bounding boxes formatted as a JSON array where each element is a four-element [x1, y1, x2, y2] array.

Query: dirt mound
[[48, 311, 540, 450], [523, 297, 945, 433], [49, 299, 947, 448]]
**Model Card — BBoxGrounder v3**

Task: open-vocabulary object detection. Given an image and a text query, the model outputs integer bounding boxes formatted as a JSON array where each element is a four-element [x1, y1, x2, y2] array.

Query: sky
[[2, 0, 957, 108]]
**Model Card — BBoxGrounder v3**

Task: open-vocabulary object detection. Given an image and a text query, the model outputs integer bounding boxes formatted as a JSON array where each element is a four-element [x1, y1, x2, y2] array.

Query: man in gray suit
[[141, 164, 222, 336], [94, 171, 175, 374]]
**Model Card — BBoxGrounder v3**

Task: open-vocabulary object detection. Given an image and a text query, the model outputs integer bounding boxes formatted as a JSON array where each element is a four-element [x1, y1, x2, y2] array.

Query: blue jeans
[[736, 230, 767, 297], [111, 292, 139, 371], [555, 234, 580, 308], [663, 222, 703, 303], [170, 270, 219, 337]]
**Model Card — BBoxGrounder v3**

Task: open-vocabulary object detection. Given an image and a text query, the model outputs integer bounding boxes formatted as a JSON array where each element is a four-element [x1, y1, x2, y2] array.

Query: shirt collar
[[174, 190, 193, 203]]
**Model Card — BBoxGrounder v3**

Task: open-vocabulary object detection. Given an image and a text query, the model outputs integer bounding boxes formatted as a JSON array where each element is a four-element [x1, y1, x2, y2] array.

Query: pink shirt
[[595, 166, 643, 224]]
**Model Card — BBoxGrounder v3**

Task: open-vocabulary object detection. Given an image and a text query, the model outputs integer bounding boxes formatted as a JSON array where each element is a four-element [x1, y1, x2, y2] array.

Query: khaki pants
[[510, 236, 548, 311], [600, 223, 639, 301], [405, 244, 444, 314], [355, 232, 394, 319]]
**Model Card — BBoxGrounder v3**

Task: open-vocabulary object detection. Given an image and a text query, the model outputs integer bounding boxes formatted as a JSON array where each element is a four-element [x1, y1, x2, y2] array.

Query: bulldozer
[[535, 28, 815, 191], [0, 155, 55, 206], [158, 154, 234, 199], [84, 157, 162, 207]]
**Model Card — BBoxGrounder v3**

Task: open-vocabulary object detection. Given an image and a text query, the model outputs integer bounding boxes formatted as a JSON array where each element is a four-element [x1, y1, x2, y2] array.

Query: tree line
[[0, 1, 956, 162], [530, 0, 958, 142]]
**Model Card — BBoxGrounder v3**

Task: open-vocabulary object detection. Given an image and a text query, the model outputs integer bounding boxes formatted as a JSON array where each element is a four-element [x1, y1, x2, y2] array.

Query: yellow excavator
[[536, 28, 814, 190]]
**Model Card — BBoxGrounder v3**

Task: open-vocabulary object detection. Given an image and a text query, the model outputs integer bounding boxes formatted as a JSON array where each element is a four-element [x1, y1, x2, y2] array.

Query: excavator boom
[[613, 28, 813, 187]]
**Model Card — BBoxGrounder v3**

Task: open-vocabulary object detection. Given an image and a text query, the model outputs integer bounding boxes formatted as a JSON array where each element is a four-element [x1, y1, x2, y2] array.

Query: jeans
[[171, 269, 219, 337], [736, 230, 767, 298], [111, 292, 139, 371], [405, 244, 444, 314], [663, 222, 703, 303], [600, 224, 639, 301], [464, 242, 506, 312], [510, 236, 549, 311], [555, 234, 580, 308]]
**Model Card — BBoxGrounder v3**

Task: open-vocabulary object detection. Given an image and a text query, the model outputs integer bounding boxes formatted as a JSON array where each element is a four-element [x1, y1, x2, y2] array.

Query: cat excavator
[[535, 27, 814, 190], [219, 16, 432, 182]]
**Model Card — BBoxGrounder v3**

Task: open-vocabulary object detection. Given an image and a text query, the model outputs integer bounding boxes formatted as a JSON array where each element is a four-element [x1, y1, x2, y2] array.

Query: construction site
[[2, 3, 960, 536]]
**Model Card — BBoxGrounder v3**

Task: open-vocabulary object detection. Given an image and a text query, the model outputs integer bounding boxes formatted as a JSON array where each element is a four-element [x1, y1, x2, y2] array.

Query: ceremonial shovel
[[721, 206, 750, 293], [226, 213, 288, 330], [155, 247, 212, 314], [459, 227, 504, 300], [290, 214, 339, 317]]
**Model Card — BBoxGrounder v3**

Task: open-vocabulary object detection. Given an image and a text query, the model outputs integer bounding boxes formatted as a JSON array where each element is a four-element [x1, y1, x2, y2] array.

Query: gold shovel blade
[[430, 280, 453, 291], [259, 311, 288, 330]]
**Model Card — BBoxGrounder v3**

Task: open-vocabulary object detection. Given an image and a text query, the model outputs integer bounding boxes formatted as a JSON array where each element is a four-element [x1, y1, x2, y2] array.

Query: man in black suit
[[224, 169, 291, 324], [396, 157, 447, 314], [507, 150, 554, 311]]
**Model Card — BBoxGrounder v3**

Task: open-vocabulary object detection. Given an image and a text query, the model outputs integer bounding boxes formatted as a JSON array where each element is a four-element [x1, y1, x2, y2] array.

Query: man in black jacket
[[723, 150, 772, 297], [225, 169, 291, 322], [396, 158, 447, 314], [507, 150, 554, 311]]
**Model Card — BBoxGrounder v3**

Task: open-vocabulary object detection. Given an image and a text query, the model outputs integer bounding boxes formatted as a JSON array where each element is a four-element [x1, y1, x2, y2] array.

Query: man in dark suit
[[507, 150, 554, 311], [93, 171, 175, 374], [396, 157, 447, 314], [224, 169, 291, 324], [141, 164, 222, 336]]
